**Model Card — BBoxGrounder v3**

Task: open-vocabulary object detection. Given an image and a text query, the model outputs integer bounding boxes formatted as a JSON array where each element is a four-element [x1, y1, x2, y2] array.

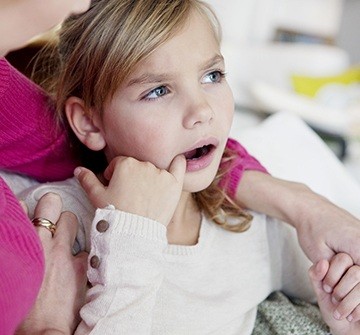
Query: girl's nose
[[183, 96, 214, 129]]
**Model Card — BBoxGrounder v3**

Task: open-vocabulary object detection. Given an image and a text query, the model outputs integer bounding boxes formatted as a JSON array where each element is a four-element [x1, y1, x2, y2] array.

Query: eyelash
[[142, 70, 227, 101], [143, 86, 169, 101], [204, 69, 226, 84]]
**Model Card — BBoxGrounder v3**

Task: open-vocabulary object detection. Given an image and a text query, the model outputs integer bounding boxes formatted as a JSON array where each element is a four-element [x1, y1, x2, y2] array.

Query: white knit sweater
[[21, 177, 315, 334]]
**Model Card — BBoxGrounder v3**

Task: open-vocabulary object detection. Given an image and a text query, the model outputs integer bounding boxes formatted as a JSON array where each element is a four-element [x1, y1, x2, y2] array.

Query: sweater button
[[90, 255, 100, 269], [96, 220, 109, 232]]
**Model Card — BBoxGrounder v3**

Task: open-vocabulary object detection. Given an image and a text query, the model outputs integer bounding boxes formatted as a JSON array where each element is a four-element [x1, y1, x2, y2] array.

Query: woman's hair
[[47, 0, 252, 232]]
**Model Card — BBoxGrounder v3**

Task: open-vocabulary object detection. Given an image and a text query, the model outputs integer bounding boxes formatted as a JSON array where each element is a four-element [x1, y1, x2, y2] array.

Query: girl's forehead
[[149, 11, 219, 57], [134, 8, 219, 62], [123, 14, 222, 86]]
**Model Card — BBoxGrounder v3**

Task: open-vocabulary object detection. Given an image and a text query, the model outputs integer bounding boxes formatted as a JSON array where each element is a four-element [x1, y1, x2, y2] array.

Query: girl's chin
[[183, 172, 218, 193]]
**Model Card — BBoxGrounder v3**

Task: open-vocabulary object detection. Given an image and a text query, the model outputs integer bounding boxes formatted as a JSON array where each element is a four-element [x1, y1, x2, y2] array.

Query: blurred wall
[[206, 0, 344, 45], [337, 0, 360, 64]]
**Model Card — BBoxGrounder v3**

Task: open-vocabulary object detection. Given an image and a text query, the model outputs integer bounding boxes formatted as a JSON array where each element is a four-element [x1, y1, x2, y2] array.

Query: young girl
[[21, 0, 360, 333]]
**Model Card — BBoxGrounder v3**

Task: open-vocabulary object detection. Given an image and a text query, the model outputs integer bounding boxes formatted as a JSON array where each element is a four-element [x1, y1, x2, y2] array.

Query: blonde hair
[[51, 0, 252, 232]]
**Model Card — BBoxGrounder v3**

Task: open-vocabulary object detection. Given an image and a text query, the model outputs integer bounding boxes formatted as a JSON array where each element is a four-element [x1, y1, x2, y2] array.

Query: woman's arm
[[0, 58, 78, 181], [221, 138, 268, 198], [235, 170, 360, 265], [224, 138, 360, 271], [0, 178, 44, 335]]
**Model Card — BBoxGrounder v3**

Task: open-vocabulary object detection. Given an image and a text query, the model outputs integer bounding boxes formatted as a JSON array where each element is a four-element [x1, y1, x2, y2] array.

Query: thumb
[[168, 155, 186, 185], [309, 259, 330, 302], [74, 167, 106, 207], [75, 251, 89, 278]]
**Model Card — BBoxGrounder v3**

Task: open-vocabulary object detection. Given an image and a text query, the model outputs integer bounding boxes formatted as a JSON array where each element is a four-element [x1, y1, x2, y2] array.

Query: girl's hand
[[309, 253, 360, 335], [75, 155, 186, 226], [17, 193, 88, 335]]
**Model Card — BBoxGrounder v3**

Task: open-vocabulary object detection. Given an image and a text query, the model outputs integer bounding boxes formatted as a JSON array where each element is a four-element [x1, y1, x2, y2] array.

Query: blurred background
[[206, 0, 360, 181]]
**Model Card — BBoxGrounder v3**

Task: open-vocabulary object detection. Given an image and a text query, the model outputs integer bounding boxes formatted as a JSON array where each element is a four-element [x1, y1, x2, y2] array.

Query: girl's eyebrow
[[127, 73, 172, 87], [200, 54, 224, 71], [127, 54, 224, 87]]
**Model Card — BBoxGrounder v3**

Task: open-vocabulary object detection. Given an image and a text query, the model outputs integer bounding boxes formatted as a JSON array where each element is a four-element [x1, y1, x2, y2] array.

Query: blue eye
[[203, 70, 225, 84], [144, 86, 169, 100]]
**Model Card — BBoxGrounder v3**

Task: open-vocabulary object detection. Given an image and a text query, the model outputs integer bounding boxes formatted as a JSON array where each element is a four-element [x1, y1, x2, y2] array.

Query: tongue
[[184, 149, 197, 159], [184, 145, 211, 160]]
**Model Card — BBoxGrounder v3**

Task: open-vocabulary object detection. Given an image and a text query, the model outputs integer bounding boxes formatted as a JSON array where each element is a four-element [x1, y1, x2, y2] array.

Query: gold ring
[[31, 217, 56, 237]]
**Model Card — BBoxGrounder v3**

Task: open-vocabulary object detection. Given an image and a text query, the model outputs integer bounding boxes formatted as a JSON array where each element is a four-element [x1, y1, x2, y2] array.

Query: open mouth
[[184, 144, 215, 161]]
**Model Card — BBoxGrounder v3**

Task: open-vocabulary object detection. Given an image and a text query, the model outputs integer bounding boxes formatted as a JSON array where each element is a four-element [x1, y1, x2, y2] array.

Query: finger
[[348, 304, 360, 322], [103, 159, 115, 181], [74, 166, 106, 207], [33, 192, 63, 240], [103, 156, 127, 181], [323, 253, 354, 293], [309, 259, 329, 282], [168, 155, 186, 184], [332, 265, 360, 301], [74, 251, 89, 277], [334, 282, 360, 320], [309, 260, 330, 305], [53, 211, 79, 247]]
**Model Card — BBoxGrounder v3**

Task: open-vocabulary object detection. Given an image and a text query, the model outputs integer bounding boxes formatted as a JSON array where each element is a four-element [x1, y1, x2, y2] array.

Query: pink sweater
[[0, 58, 78, 182], [222, 138, 268, 198], [0, 58, 78, 335], [0, 179, 44, 335], [0, 57, 266, 334]]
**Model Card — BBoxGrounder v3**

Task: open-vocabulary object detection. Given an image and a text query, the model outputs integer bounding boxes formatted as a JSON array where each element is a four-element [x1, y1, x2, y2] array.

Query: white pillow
[[230, 111, 360, 218]]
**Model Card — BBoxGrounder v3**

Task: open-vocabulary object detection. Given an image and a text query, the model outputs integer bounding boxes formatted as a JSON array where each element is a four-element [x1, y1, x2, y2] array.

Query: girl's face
[[97, 11, 234, 193]]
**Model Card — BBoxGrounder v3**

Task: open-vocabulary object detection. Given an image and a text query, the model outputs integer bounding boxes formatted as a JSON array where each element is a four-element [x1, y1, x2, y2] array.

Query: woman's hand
[[17, 193, 88, 335], [75, 155, 186, 226], [294, 191, 360, 264]]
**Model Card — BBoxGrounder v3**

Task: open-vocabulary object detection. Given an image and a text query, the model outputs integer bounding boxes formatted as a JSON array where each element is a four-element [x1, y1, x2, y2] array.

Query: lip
[[182, 137, 219, 172], [183, 137, 219, 154]]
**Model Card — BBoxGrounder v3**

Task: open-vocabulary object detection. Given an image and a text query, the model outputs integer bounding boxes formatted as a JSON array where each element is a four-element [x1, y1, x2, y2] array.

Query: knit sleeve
[[220, 137, 269, 199], [75, 207, 166, 334], [0, 177, 44, 335], [0, 58, 78, 182]]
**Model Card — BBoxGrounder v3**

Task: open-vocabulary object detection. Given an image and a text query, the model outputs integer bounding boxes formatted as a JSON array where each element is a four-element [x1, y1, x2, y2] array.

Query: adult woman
[[0, 1, 90, 333]]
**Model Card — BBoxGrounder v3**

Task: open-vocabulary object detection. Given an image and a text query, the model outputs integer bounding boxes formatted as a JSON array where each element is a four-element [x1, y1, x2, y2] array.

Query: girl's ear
[[65, 97, 106, 151]]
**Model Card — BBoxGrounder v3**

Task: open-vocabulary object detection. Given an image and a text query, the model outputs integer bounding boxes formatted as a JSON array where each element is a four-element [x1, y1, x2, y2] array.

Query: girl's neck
[[167, 191, 202, 246]]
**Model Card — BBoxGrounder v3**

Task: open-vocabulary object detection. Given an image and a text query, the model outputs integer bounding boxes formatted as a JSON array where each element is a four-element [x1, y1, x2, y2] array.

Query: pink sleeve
[[220, 137, 268, 199], [0, 177, 44, 334], [0, 58, 78, 182]]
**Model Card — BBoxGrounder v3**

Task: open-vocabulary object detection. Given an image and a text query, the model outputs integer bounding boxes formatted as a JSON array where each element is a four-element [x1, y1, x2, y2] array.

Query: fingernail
[[347, 315, 353, 322], [74, 167, 82, 178], [333, 310, 341, 320], [323, 284, 332, 293], [331, 296, 339, 305], [316, 260, 323, 271]]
